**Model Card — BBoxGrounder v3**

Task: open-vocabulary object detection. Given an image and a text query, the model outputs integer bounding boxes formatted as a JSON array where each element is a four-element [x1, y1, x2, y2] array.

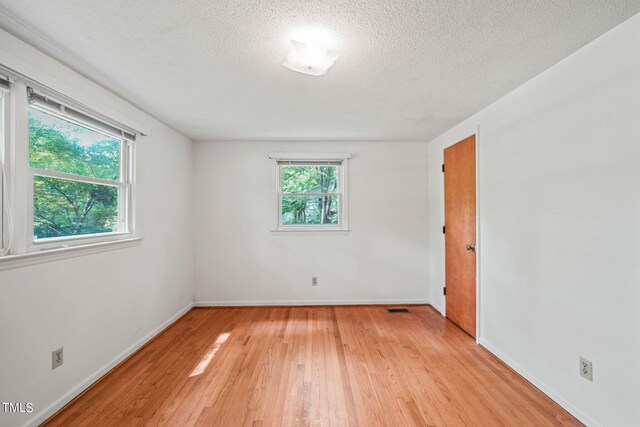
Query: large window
[[0, 71, 138, 264], [26, 89, 134, 245], [272, 153, 350, 231], [29, 106, 128, 241]]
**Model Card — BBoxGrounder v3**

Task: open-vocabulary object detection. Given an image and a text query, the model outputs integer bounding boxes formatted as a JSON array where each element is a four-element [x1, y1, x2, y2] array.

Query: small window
[[271, 153, 350, 231], [27, 88, 133, 244]]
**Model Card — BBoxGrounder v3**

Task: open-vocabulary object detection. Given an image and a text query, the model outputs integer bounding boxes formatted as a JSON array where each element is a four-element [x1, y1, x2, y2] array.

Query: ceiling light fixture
[[283, 27, 340, 76]]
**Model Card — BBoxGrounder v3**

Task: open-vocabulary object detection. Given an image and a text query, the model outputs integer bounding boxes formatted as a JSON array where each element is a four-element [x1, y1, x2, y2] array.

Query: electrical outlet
[[311, 277, 318, 286], [579, 356, 592, 381], [52, 347, 63, 370]]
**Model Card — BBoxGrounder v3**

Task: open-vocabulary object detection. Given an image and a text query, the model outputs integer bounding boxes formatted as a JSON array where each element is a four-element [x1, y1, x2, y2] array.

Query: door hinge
[[442, 225, 445, 234], [442, 164, 445, 172], [443, 286, 446, 296]]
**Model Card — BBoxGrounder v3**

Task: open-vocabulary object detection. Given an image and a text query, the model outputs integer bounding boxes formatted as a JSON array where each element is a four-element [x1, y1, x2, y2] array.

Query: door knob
[[466, 244, 476, 252]]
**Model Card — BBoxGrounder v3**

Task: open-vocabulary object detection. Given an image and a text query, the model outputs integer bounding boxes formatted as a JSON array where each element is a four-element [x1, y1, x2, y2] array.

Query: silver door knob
[[466, 244, 476, 252]]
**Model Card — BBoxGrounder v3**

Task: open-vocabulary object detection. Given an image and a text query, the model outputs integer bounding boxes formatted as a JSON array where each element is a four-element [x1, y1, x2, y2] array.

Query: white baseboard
[[25, 302, 194, 427], [478, 338, 598, 427], [195, 299, 429, 307]]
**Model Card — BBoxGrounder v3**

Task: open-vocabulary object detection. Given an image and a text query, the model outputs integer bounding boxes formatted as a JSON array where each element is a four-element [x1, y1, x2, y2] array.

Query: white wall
[[427, 13, 640, 427], [193, 140, 429, 305], [0, 30, 194, 427]]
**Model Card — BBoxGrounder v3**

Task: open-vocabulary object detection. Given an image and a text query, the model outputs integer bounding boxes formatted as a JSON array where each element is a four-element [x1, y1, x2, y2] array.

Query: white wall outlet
[[311, 277, 318, 286], [52, 347, 63, 370], [579, 356, 593, 381]]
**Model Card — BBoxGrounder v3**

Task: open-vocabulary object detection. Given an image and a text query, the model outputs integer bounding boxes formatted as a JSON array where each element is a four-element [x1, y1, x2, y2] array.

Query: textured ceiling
[[0, 1, 639, 141]]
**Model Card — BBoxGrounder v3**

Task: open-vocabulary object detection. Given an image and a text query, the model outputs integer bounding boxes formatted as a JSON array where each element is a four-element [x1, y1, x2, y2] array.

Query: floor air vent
[[387, 308, 411, 313]]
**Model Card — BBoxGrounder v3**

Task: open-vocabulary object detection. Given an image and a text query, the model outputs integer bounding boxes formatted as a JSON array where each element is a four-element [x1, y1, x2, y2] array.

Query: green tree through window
[[29, 108, 122, 239], [281, 165, 339, 225]]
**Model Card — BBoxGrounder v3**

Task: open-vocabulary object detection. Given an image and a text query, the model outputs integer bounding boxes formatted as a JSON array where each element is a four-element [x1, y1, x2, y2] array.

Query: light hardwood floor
[[45, 306, 582, 426]]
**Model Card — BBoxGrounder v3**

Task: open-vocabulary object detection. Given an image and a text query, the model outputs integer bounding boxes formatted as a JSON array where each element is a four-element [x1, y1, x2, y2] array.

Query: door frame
[[441, 127, 481, 342]]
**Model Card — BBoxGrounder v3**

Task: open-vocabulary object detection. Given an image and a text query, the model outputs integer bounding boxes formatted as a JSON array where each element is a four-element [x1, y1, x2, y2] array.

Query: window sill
[[0, 237, 143, 271], [270, 228, 349, 236]]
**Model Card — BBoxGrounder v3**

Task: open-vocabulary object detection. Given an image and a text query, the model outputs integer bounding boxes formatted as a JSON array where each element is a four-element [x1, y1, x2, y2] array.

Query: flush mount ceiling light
[[283, 27, 340, 77]]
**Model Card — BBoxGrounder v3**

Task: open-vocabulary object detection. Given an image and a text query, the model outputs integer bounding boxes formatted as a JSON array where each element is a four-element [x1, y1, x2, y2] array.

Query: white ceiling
[[0, 1, 639, 141]]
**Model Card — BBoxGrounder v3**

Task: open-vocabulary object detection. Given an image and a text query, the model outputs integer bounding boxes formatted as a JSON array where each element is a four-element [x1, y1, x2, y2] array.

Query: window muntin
[[278, 162, 343, 228], [28, 99, 131, 243]]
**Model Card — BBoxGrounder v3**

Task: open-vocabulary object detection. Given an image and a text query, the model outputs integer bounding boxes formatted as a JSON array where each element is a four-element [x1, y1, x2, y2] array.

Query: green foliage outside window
[[29, 108, 122, 239], [281, 165, 339, 225]]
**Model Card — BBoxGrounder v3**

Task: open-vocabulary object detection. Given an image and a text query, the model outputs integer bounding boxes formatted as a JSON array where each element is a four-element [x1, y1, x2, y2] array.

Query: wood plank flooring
[[44, 306, 582, 426]]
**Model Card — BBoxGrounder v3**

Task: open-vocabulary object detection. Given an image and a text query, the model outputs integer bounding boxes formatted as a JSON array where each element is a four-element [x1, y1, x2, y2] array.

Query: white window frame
[[27, 103, 134, 249], [0, 80, 8, 253], [0, 67, 140, 269], [269, 152, 350, 233]]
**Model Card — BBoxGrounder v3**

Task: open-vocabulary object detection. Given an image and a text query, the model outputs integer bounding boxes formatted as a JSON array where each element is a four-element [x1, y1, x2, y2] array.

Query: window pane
[[34, 176, 119, 239], [281, 195, 339, 225], [29, 108, 121, 181], [281, 165, 338, 194]]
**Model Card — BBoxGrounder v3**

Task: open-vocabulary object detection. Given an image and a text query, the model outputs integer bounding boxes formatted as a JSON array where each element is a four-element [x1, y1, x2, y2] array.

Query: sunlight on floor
[[189, 332, 230, 377]]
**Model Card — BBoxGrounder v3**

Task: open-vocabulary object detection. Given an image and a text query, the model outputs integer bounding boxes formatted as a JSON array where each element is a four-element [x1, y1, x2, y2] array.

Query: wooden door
[[444, 135, 477, 337]]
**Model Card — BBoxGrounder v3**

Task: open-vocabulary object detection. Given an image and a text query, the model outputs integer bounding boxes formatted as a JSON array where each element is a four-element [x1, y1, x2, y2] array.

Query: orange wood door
[[444, 135, 477, 337]]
